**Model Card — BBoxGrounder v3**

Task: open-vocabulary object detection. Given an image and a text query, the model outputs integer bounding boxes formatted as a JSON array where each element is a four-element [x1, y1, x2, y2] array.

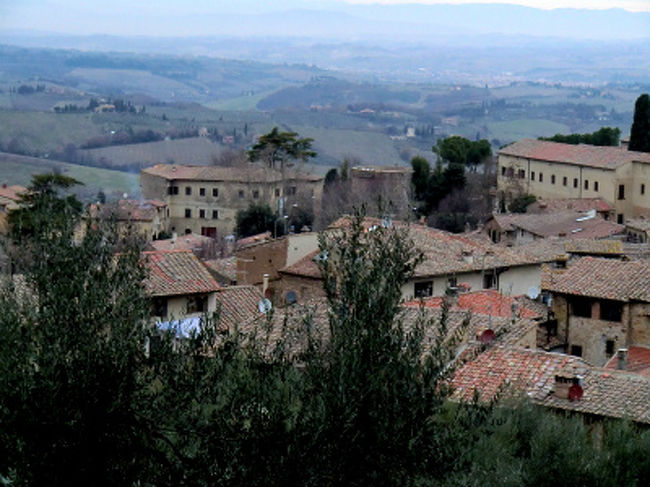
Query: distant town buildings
[[140, 164, 323, 239]]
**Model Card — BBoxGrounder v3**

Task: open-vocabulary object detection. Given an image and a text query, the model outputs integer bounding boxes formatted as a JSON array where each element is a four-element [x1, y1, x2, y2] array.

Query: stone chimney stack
[[617, 348, 628, 370], [262, 273, 270, 296]]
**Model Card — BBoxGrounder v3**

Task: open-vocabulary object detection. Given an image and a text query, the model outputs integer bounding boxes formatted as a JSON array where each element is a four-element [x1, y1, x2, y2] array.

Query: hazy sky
[[344, 0, 650, 11], [1, 0, 649, 36]]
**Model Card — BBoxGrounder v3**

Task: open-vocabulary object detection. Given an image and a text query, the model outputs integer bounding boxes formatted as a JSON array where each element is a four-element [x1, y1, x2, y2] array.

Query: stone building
[[92, 199, 168, 241], [542, 257, 650, 366], [497, 139, 650, 224], [140, 164, 323, 239], [349, 166, 412, 217]]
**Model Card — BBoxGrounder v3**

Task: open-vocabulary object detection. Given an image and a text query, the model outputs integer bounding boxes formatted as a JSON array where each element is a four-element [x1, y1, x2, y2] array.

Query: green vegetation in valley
[[540, 126, 621, 146]]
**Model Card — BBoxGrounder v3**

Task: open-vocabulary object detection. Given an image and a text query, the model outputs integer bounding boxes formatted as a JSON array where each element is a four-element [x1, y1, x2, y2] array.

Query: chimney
[[461, 250, 474, 264], [554, 370, 583, 401], [262, 273, 270, 296], [553, 374, 576, 399], [617, 348, 628, 370]]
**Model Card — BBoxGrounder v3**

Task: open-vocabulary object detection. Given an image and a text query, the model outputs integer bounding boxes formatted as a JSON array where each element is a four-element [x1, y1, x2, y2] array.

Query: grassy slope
[[0, 152, 140, 201], [81, 137, 224, 168], [0, 110, 102, 153]]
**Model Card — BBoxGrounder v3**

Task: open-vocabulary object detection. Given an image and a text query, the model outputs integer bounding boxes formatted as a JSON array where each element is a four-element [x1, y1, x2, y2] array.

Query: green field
[[0, 152, 140, 201], [0, 110, 102, 154], [206, 89, 281, 111], [81, 137, 225, 168], [293, 126, 404, 166], [485, 119, 571, 142]]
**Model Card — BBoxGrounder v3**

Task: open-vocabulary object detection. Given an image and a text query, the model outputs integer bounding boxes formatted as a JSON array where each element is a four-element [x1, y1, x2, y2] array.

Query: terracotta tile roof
[[402, 290, 543, 320], [491, 213, 517, 231], [99, 199, 164, 222], [215, 285, 264, 329], [204, 256, 238, 283], [149, 233, 215, 252], [327, 217, 561, 279], [453, 345, 650, 423], [279, 250, 321, 278], [236, 231, 272, 248], [142, 164, 322, 182], [625, 217, 650, 232], [564, 239, 624, 255], [489, 211, 624, 240], [0, 184, 27, 202], [143, 250, 220, 297], [604, 346, 650, 377], [542, 256, 650, 302], [528, 197, 613, 214], [452, 346, 581, 402], [539, 366, 650, 423], [229, 298, 534, 359], [499, 139, 650, 170]]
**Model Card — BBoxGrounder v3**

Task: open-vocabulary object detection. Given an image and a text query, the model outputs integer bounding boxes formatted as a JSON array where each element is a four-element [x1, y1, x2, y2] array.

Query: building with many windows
[[140, 164, 323, 239], [497, 139, 650, 224]]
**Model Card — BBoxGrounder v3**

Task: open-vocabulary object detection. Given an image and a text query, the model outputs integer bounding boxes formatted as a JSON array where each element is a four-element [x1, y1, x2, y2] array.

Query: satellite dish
[[314, 250, 328, 262], [526, 286, 540, 300], [568, 384, 583, 401], [479, 329, 495, 344], [258, 298, 272, 314], [286, 290, 297, 305]]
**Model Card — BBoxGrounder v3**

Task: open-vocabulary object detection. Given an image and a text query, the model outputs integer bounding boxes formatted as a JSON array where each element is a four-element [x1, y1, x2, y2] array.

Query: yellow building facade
[[497, 139, 650, 223]]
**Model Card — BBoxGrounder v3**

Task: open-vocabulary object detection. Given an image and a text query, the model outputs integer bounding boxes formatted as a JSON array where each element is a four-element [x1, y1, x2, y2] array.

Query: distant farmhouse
[[140, 164, 323, 239], [497, 139, 650, 224]]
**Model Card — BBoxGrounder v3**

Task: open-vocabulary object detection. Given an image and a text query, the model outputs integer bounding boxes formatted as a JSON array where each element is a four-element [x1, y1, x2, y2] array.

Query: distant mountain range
[[3, 2, 649, 41]]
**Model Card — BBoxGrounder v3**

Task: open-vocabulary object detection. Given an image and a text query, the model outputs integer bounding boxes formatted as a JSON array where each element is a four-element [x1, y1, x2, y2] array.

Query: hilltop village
[[3, 126, 650, 426]]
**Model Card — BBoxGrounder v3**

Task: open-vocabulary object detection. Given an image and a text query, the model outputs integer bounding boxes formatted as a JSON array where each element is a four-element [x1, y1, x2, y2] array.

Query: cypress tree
[[629, 93, 650, 152]]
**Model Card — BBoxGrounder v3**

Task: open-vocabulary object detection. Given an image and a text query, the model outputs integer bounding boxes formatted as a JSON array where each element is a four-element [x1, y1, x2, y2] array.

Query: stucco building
[[278, 217, 567, 302], [143, 250, 221, 323], [497, 139, 650, 224], [140, 164, 324, 239]]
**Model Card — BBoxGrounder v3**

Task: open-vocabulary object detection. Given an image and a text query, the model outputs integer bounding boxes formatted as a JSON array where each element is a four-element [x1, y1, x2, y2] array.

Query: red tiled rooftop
[[0, 184, 27, 202], [605, 346, 650, 377], [452, 346, 580, 402], [280, 250, 321, 278], [215, 285, 264, 329], [236, 231, 273, 248], [149, 233, 215, 252], [499, 139, 650, 170], [403, 290, 542, 320], [489, 211, 624, 240], [143, 250, 220, 297], [543, 256, 650, 302], [142, 164, 322, 182], [327, 217, 561, 278], [453, 345, 650, 423], [99, 199, 165, 222]]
